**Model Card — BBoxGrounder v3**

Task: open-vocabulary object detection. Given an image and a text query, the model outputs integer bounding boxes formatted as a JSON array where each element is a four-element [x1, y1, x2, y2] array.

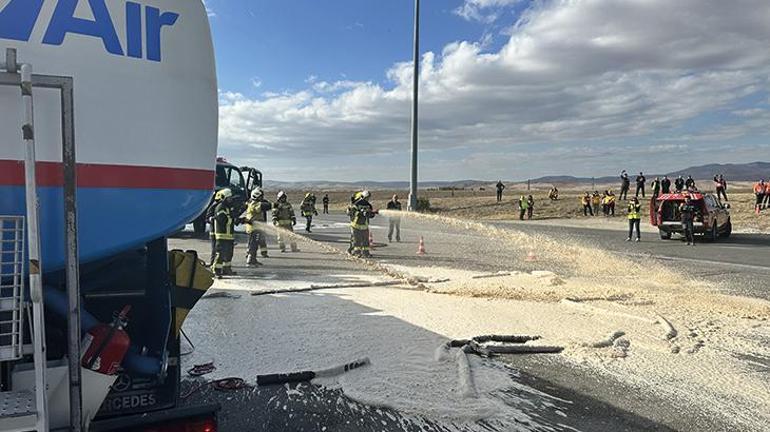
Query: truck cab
[[651, 193, 732, 240], [191, 159, 251, 235]]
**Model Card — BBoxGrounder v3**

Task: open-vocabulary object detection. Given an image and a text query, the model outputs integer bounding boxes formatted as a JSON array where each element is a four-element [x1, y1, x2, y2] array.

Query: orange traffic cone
[[524, 248, 537, 262], [369, 231, 375, 249], [416, 236, 426, 255]]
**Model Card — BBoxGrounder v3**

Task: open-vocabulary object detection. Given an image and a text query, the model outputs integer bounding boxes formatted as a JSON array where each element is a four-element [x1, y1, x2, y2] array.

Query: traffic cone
[[369, 231, 375, 249], [416, 236, 426, 255], [524, 248, 537, 262]]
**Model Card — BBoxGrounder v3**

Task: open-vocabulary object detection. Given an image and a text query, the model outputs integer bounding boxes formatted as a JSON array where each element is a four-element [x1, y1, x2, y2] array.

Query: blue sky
[[209, 0, 770, 182], [209, 0, 504, 95]]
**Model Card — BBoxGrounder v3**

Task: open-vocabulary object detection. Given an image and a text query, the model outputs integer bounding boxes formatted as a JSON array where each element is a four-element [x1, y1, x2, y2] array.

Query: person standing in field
[[322, 194, 330, 214], [635, 172, 646, 198], [762, 182, 770, 210], [650, 177, 661, 199], [608, 191, 616, 216], [674, 175, 685, 193], [717, 175, 728, 201], [526, 195, 535, 219], [581, 192, 593, 216], [626, 197, 641, 242], [591, 192, 601, 216], [620, 171, 630, 200], [387, 194, 402, 243], [496, 180, 506, 202], [754, 180, 765, 213], [661, 176, 672, 194], [685, 175, 696, 191], [518, 195, 529, 220]]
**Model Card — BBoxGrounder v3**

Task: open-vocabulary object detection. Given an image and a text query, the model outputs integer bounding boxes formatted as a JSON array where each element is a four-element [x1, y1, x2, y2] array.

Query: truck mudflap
[[88, 403, 220, 432]]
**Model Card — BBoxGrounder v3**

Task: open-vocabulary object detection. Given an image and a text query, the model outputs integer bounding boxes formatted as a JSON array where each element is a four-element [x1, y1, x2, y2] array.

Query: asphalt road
[[308, 213, 770, 301]]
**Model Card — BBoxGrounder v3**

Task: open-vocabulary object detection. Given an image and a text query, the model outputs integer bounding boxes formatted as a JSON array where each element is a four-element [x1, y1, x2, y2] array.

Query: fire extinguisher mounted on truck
[[1, 0, 221, 430]]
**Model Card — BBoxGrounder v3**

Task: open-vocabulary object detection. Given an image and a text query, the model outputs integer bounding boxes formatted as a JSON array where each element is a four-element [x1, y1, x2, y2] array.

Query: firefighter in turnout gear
[[244, 187, 272, 266], [273, 191, 299, 252], [300, 193, 319, 232], [206, 190, 224, 265], [212, 188, 237, 278], [348, 191, 377, 257]]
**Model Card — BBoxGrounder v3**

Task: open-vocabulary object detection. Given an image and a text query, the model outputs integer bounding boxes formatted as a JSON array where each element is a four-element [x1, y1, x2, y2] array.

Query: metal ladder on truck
[[0, 48, 83, 432], [0, 50, 50, 431]]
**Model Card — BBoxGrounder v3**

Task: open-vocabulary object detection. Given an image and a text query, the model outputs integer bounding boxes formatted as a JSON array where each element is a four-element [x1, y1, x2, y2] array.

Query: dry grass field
[[283, 181, 770, 234]]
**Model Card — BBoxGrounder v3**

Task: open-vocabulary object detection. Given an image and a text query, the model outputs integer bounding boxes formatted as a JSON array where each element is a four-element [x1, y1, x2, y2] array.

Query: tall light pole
[[407, 0, 420, 211]]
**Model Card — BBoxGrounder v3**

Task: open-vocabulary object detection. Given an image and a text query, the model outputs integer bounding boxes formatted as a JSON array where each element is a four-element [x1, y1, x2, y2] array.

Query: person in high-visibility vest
[[581, 193, 593, 216], [212, 188, 237, 278], [518, 195, 529, 220], [273, 191, 299, 252], [348, 191, 377, 257], [626, 197, 641, 242], [754, 180, 765, 213]]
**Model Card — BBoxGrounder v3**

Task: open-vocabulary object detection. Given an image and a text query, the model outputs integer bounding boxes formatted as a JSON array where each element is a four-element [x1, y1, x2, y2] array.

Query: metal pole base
[[408, 193, 418, 212]]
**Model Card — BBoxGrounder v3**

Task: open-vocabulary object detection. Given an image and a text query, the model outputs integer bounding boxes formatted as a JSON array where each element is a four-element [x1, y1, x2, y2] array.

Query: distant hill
[[263, 162, 770, 190]]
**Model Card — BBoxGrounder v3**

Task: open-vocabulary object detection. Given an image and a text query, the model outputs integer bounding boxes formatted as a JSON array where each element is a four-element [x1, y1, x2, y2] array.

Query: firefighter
[[243, 187, 272, 266], [348, 191, 377, 257], [300, 193, 318, 232], [661, 176, 671, 194], [212, 188, 237, 278], [272, 191, 299, 252], [496, 180, 505, 202], [601, 191, 610, 216], [581, 192, 593, 216], [387, 194, 402, 243], [322, 194, 330, 214], [674, 175, 685, 193], [679, 195, 698, 246], [635, 172, 646, 198], [626, 197, 641, 242], [206, 190, 224, 266], [650, 177, 661, 199]]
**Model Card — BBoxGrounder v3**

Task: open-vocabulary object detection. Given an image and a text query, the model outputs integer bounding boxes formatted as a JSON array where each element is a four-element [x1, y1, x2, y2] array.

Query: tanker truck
[[1, 0, 221, 430]]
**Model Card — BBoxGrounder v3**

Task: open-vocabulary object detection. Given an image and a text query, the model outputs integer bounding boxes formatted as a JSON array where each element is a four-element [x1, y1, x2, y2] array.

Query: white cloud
[[219, 0, 770, 180], [454, 0, 521, 23]]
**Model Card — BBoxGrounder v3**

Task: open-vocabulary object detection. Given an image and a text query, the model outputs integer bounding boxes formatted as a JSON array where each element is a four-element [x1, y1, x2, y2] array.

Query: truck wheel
[[659, 230, 671, 240], [721, 220, 732, 238], [193, 215, 206, 237]]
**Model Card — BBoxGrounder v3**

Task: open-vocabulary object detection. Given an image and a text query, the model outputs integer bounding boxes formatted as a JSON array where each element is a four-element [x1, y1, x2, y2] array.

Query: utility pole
[[407, 0, 420, 211]]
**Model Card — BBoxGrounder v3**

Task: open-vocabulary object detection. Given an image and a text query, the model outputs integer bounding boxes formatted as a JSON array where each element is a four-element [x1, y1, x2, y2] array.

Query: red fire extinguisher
[[81, 305, 132, 376]]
